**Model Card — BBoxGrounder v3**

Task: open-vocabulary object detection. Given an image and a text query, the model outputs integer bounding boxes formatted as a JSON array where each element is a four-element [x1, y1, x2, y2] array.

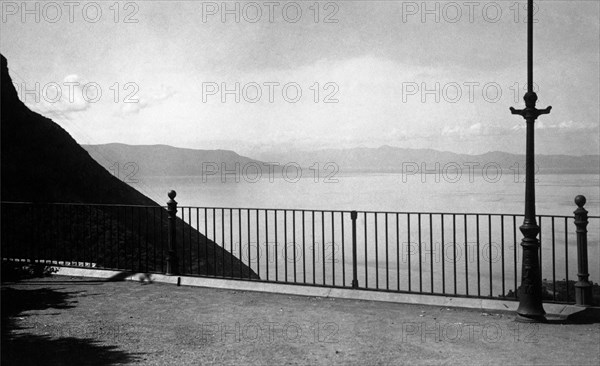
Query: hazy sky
[[1, 0, 598, 156]]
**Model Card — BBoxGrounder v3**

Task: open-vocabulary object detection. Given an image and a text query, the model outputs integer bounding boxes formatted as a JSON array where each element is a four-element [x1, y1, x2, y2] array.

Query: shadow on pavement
[[547, 307, 600, 325], [1, 286, 143, 365]]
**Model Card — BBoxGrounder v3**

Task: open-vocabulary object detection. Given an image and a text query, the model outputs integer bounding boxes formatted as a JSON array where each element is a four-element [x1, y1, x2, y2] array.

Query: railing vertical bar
[[501, 215, 505, 298], [322, 211, 326, 286], [230, 209, 234, 277], [60, 205, 68, 264], [284, 210, 288, 282], [364, 212, 368, 288], [476, 214, 480, 297], [145, 206, 150, 272], [256, 209, 260, 280], [62, 204, 65, 265], [5, 204, 10, 261], [488, 215, 493, 298], [36, 204, 45, 266], [342, 212, 346, 287], [14, 203, 18, 261], [293, 210, 297, 283], [87, 204, 91, 267], [160, 208, 164, 273], [396, 213, 400, 291], [332, 211, 335, 287], [418, 213, 422, 292], [429, 213, 434, 293], [104, 206, 109, 268], [75, 205, 80, 266], [153, 208, 157, 272], [197, 208, 200, 275], [123, 206, 128, 270], [312, 211, 316, 285], [94, 206, 98, 267], [265, 209, 269, 281], [275, 210, 278, 282], [204, 208, 208, 276], [42, 205, 47, 265], [189, 207, 192, 274], [42, 205, 46, 265], [6, 204, 11, 260], [551, 217, 556, 301], [66, 205, 75, 264], [564, 217, 569, 301], [247, 209, 251, 280], [385, 213, 389, 290], [38, 205, 43, 264], [41, 204, 46, 264], [28, 204, 36, 265], [441, 214, 445, 294], [453, 214, 457, 295], [513, 215, 518, 298], [302, 211, 306, 284], [179, 207, 184, 274], [221, 208, 224, 277], [130, 206, 135, 271], [4, 204, 8, 261], [76, 205, 81, 265], [239, 209, 243, 278], [407, 213, 411, 292], [464, 214, 469, 296], [74, 205, 78, 265], [539, 215, 543, 280], [39, 205, 43, 264], [212, 208, 216, 277], [116, 206, 120, 269], [146, 207, 149, 272], [186, 206, 194, 274], [375, 213, 379, 290], [76, 205, 81, 266]]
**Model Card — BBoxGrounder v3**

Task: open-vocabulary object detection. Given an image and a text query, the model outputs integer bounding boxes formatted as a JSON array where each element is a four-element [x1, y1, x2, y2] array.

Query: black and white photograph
[[1, 0, 599, 364]]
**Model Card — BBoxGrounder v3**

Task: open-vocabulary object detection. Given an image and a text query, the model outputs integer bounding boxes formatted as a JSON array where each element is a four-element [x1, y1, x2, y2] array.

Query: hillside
[[0, 54, 256, 279]]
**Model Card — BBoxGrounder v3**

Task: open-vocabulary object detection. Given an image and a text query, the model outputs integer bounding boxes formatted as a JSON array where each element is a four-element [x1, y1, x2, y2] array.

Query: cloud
[[22, 74, 93, 119], [117, 84, 176, 116]]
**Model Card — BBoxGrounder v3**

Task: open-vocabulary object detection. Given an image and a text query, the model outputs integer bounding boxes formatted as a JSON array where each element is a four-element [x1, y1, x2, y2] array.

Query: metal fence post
[[574, 195, 591, 306], [166, 190, 179, 275], [351, 210, 358, 289]]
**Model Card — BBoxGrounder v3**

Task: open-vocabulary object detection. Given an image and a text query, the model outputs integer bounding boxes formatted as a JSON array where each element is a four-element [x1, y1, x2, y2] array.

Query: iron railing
[[1, 195, 596, 304]]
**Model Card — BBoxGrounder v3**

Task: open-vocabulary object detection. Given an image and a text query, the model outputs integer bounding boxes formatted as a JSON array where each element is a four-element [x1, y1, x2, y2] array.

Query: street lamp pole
[[510, 0, 551, 322]]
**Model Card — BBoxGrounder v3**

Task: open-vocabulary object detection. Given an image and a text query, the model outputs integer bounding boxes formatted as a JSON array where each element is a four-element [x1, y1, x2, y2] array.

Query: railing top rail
[[171, 205, 600, 219], [2, 201, 598, 219], [0, 201, 163, 209]]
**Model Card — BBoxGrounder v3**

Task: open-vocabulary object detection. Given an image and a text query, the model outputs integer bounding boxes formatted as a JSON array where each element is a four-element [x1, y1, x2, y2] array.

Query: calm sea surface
[[136, 173, 600, 216]]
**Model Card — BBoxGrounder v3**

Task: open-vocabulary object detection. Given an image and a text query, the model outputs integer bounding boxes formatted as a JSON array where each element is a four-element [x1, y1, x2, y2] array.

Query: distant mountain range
[[82, 143, 275, 178], [83, 143, 600, 177]]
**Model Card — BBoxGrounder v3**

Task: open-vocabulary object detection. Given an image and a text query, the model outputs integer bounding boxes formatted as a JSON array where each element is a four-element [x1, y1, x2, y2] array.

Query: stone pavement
[[2, 275, 599, 365]]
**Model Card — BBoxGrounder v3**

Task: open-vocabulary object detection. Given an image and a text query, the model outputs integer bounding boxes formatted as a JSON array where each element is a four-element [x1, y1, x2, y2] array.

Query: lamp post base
[[515, 313, 547, 323]]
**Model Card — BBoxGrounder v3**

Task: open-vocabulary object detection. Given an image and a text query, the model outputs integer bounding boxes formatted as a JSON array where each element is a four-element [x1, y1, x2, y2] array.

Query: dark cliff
[[1, 54, 257, 279]]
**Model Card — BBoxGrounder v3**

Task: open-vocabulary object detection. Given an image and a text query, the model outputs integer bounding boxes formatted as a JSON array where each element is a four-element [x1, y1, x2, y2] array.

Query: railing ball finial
[[168, 190, 177, 200], [575, 195, 586, 208]]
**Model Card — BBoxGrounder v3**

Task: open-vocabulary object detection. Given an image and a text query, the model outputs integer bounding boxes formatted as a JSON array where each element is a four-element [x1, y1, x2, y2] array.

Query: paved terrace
[[2, 274, 599, 365]]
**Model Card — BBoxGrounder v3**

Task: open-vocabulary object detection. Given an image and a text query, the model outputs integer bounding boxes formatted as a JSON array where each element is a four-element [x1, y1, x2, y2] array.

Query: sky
[[1, 0, 599, 156]]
